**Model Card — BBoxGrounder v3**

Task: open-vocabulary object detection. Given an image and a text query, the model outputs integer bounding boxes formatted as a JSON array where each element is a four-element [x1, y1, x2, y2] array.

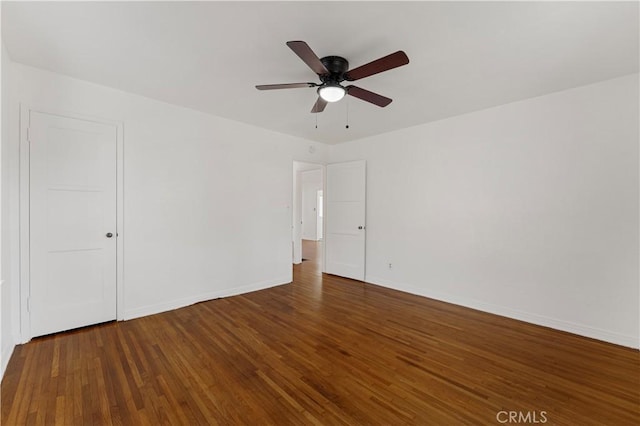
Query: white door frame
[[316, 190, 323, 241], [19, 104, 124, 343]]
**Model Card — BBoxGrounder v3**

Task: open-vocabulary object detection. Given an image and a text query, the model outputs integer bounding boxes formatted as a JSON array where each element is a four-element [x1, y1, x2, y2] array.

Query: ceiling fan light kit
[[318, 84, 346, 102], [256, 41, 409, 114]]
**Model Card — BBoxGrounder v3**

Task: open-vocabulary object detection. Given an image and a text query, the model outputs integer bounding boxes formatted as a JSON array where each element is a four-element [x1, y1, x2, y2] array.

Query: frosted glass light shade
[[318, 85, 346, 102]]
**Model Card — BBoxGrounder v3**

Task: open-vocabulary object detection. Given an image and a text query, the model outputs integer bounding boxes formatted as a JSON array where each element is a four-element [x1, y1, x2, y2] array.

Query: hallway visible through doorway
[[299, 240, 322, 277]]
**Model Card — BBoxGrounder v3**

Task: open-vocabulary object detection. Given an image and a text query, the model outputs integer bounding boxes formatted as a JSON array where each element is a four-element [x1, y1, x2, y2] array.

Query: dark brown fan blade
[[311, 97, 328, 113], [256, 83, 316, 90], [286, 41, 329, 76], [346, 85, 392, 107], [345, 51, 409, 81]]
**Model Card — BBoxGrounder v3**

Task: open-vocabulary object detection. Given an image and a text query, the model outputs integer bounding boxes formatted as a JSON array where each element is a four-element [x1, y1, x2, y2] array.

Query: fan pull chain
[[345, 96, 350, 129], [315, 112, 318, 129]]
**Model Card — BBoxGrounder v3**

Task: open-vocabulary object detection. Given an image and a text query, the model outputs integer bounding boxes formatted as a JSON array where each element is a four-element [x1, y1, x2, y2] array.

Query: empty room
[[1, 1, 638, 425]]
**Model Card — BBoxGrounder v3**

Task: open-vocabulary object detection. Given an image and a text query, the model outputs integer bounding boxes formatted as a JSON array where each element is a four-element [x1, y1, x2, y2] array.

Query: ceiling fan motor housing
[[320, 56, 349, 83]]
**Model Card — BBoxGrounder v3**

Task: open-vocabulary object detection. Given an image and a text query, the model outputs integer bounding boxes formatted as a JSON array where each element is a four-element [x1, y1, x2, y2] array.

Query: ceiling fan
[[256, 41, 409, 113]]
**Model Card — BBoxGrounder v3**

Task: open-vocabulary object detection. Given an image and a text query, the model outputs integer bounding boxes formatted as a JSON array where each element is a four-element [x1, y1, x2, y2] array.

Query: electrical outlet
[[388, 263, 393, 270]]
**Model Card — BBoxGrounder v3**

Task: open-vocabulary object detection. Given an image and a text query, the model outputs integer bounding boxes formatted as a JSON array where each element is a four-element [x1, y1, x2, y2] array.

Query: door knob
[[358, 226, 363, 230], [106, 233, 113, 238]]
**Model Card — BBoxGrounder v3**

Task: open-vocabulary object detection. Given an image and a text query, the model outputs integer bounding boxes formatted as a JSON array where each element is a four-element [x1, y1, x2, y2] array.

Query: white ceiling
[[2, 1, 638, 144]]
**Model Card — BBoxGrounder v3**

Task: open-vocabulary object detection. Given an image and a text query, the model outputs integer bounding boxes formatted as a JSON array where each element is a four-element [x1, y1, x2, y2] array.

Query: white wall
[[4, 63, 328, 344], [330, 74, 640, 348], [1, 40, 16, 378], [301, 169, 322, 241]]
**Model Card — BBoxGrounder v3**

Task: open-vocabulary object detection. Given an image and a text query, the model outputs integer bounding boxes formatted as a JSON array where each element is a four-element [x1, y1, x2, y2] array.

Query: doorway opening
[[292, 161, 325, 269]]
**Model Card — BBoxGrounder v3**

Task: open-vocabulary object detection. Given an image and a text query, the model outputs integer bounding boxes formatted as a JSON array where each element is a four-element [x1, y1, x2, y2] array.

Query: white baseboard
[[366, 275, 639, 349], [123, 277, 291, 321]]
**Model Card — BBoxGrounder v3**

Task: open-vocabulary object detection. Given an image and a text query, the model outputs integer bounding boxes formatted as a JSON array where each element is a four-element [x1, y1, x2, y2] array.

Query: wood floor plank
[[2, 241, 639, 425]]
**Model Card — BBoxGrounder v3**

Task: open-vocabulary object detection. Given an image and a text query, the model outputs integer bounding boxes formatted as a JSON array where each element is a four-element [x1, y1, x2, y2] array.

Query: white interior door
[[325, 160, 366, 281], [29, 111, 117, 337]]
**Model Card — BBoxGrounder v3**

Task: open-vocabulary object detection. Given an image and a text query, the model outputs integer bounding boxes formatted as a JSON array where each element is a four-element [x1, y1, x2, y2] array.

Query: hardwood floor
[[2, 240, 639, 425]]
